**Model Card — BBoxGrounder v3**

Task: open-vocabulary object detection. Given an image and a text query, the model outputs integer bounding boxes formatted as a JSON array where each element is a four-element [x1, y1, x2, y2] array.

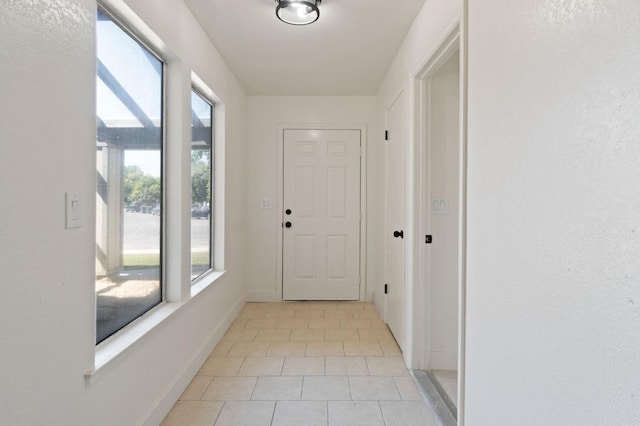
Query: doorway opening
[[412, 23, 463, 424]]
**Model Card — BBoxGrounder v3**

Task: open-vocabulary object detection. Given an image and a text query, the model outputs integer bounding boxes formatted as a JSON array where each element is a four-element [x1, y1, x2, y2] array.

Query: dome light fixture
[[275, 0, 321, 26]]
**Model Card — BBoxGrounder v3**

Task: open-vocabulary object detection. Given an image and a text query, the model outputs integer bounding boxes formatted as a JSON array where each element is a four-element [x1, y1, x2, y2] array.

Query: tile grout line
[[212, 400, 225, 426], [392, 375, 403, 401], [298, 375, 304, 401], [249, 375, 258, 401], [377, 400, 388, 426], [268, 400, 276, 426], [347, 375, 353, 401], [325, 400, 329, 426], [236, 357, 246, 377], [200, 376, 216, 401]]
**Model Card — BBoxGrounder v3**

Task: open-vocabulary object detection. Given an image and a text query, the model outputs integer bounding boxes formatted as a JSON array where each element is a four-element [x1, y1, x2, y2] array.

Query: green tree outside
[[191, 151, 211, 205], [123, 165, 161, 206], [122, 153, 210, 208]]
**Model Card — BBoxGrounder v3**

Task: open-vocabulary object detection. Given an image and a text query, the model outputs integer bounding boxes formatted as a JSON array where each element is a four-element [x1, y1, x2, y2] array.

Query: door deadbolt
[[285, 209, 292, 215]]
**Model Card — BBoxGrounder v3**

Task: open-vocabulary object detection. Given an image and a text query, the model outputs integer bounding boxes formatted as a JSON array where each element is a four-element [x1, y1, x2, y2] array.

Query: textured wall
[[466, 0, 640, 424], [0, 1, 96, 424]]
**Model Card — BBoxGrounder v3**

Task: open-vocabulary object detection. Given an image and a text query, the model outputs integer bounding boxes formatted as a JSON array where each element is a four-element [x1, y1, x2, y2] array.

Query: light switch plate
[[431, 198, 449, 215], [261, 198, 272, 209], [65, 192, 81, 228]]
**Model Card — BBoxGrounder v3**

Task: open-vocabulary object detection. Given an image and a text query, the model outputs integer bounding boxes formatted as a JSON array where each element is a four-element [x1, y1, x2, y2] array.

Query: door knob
[[393, 230, 403, 238], [285, 221, 292, 228]]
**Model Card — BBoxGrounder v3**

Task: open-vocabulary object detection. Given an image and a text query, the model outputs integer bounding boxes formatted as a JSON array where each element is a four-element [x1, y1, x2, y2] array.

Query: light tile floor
[[161, 302, 438, 426]]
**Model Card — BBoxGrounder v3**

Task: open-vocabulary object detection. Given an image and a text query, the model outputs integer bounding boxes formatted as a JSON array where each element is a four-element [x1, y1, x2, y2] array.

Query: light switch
[[261, 198, 272, 209], [66, 192, 81, 228]]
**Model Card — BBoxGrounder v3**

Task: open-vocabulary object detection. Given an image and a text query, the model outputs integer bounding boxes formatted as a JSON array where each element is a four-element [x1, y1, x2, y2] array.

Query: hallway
[[161, 302, 437, 425]]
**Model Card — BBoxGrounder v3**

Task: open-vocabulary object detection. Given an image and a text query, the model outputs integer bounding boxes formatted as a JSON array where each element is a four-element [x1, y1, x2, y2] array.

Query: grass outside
[[123, 250, 210, 268]]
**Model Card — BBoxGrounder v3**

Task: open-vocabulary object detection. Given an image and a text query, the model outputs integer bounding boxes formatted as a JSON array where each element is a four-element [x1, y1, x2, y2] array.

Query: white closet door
[[385, 93, 406, 350]]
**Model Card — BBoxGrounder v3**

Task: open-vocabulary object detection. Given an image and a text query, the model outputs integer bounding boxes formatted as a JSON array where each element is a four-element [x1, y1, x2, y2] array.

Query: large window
[[95, 8, 163, 343], [191, 90, 213, 280]]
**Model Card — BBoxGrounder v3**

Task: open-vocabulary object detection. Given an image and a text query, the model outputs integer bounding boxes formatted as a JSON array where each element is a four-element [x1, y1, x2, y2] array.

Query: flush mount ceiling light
[[275, 0, 321, 25]]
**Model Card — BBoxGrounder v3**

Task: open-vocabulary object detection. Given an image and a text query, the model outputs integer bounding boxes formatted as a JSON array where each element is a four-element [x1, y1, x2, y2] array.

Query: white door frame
[[409, 21, 466, 423], [276, 123, 368, 302]]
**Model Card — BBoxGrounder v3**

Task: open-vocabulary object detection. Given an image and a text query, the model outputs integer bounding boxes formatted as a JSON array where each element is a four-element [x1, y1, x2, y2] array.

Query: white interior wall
[[375, 0, 461, 365], [428, 52, 460, 371], [465, 0, 640, 424], [244, 96, 376, 302], [0, 1, 247, 425]]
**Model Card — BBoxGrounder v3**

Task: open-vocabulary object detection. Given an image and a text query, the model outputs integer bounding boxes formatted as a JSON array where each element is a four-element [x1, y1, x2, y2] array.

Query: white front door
[[282, 129, 361, 300], [385, 93, 406, 349]]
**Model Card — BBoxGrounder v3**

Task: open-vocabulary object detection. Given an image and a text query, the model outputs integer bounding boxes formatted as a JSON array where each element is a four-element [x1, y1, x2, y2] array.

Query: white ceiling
[[184, 0, 426, 95]]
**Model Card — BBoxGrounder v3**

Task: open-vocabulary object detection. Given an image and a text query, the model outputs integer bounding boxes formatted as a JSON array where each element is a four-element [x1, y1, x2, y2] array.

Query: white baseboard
[[245, 290, 282, 302], [140, 297, 245, 426], [246, 290, 379, 303], [365, 291, 375, 303], [430, 351, 458, 371], [374, 292, 385, 320]]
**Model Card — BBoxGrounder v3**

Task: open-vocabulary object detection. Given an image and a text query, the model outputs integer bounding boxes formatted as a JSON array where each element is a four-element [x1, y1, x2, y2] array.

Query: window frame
[[88, 2, 227, 382], [190, 87, 215, 282], [95, 4, 167, 345]]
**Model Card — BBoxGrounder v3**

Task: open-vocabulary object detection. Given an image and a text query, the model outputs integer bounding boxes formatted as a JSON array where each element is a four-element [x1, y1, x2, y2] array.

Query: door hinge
[[384, 284, 388, 294], [384, 130, 388, 141], [425, 235, 433, 244]]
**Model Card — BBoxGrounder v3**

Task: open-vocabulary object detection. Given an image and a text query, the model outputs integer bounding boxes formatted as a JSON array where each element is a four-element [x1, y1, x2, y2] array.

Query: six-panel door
[[282, 129, 361, 300]]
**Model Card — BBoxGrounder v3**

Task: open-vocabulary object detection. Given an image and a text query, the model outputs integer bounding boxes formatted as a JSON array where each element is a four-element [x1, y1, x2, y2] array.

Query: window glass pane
[[95, 8, 163, 344], [191, 90, 213, 280]]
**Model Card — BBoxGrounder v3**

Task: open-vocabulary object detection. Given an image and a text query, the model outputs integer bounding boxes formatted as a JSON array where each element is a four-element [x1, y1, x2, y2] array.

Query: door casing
[[409, 21, 466, 422], [276, 123, 368, 302]]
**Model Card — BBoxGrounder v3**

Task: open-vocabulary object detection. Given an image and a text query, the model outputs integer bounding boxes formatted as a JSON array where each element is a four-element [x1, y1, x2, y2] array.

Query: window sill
[[192, 269, 226, 297], [85, 269, 227, 386]]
